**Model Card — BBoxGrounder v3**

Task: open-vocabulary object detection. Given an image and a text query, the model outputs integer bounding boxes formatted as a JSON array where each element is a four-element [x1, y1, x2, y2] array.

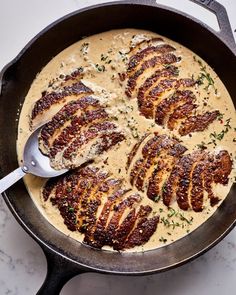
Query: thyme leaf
[[195, 57, 217, 93], [95, 64, 106, 72], [80, 42, 89, 55], [159, 237, 167, 243], [209, 118, 231, 142]]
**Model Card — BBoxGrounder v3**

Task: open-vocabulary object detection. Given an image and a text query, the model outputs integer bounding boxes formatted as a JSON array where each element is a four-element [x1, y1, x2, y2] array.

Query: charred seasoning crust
[[178, 110, 220, 136], [31, 81, 93, 120], [127, 44, 176, 74], [40, 96, 100, 149], [126, 53, 179, 97], [49, 108, 108, 158], [62, 121, 123, 161], [36, 80, 125, 169], [128, 134, 232, 212], [42, 167, 159, 250], [123, 39, 220, 135]]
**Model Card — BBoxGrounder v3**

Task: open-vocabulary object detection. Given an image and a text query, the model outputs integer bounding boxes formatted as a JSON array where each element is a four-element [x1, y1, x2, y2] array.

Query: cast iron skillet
[[0, 0, 236, 294]]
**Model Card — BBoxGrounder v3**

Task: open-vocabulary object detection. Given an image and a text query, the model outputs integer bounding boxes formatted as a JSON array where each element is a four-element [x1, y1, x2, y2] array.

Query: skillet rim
[[0, 0, 235, 86], [2, 192, 236, 275]]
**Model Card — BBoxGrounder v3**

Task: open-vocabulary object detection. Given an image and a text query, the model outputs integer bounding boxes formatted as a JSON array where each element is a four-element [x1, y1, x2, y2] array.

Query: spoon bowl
[[23, 127, 68, 178], [0, 125, 68, 194]]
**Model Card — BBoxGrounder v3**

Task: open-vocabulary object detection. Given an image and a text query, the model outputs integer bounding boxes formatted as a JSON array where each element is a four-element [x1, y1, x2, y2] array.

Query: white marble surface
[[0, 0, 236, 294]]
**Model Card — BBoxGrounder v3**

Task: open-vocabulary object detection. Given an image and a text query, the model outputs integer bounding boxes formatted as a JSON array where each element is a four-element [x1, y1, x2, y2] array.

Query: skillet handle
[[147, 0, 236, 52], [190, 0, 236, 49], [37, 248, 87, 295]]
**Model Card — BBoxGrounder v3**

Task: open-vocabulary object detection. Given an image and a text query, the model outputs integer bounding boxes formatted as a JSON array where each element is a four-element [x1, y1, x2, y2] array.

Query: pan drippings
[[17, 29, 236, 252]]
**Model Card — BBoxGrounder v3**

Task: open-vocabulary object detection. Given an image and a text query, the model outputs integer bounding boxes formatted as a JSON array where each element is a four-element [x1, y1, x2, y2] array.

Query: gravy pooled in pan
[[17, 29, 236, 252]]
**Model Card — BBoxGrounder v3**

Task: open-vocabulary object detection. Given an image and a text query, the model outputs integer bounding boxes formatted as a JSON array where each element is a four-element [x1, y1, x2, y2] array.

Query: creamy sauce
[[17, 29, 236, 252]]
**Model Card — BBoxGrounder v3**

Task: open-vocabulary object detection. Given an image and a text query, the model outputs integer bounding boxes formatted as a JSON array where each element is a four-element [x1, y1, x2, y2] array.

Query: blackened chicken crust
[[127, 44, 176, 74], [123, 40, 220, 135], [126, 53, 179, 97], [37, 83, 125, 169], [127, 37, 164, 54], [42, 167, 159, 250], [178, 111, 220, 136], [62, 121, 123, 160], [49, 108, 108, 158], [137, 66, 179, 118], [31, 81, 93, 120], [155, 89, 196, 125], [39, 96, 100, 150], [128, 134, 187, 195], [128, 134, 232, 212]]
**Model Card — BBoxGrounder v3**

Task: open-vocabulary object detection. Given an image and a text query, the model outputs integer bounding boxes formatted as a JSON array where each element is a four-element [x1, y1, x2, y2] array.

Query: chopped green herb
[[101, 53, 112, 64], [118, 51, 128, 62], [154, 195, 161, 202], [177, 213, 193, 225], [161, 217, 170, 227], [167, 208, 176, 218], [209, 118, 231, 142], [210, 130, 226, 141], [81, 223, 88, 230], [161, 208, 193, 230], [210, 130, 225, 140], [162, 181, 167, 194], [224, 118, 232, 129], [95, 64, 106, 72], [161, 217, 180, 229], [68, 207, 74, 212], [217, 112, 224, 121], [195, 58, 217, 92], [171, 220, 180, 229], [159, 237, 167, 243], [80, 42, 89, 55], [101, 53, 108, 61], [196, 141, 207, 150], [196, 73, 205, 85], [196, 71, 215, 91]]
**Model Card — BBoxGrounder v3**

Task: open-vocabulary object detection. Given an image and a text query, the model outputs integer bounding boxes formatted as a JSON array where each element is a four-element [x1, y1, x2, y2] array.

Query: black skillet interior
[[0, 0, 236, 288]]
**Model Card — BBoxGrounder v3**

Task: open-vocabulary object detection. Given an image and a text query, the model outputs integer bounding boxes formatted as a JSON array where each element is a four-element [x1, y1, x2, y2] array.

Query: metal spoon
[[0, 126, 68, 194]]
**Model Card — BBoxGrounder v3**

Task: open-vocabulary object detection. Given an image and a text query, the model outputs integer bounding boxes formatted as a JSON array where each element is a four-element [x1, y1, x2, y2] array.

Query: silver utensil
[[0, 126, 68, 194]]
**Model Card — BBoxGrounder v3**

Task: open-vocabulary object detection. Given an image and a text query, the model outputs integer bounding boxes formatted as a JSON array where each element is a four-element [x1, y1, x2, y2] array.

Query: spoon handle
[[0, 167, 26, 194]]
